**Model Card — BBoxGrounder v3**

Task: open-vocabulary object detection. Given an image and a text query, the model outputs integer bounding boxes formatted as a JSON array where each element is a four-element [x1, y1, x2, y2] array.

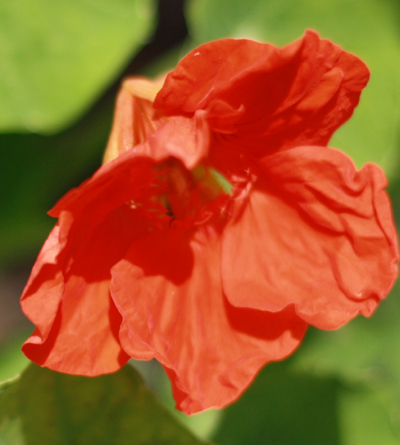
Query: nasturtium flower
[[21, 30, 398, 414]]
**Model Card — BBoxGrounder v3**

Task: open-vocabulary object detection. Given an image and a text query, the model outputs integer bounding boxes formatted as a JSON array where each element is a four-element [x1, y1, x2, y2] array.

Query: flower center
[[160, 158, 232, 224], [131, 158, 233, 230]]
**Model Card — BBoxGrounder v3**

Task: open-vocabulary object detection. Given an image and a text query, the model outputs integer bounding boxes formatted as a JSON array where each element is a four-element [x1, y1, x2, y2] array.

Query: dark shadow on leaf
[[212, 360, 340, 445], [0, 363, 209, 445]]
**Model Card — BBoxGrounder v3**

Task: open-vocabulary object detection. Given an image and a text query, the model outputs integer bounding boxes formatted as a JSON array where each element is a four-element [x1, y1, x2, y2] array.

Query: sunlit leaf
[[338, 386, 400, 445], [0, 331, 30, 384], [186, 0, 400, 177], [0, 0, 154, 133], [291, 279, 400, 442], [0, 364, 210, 445]]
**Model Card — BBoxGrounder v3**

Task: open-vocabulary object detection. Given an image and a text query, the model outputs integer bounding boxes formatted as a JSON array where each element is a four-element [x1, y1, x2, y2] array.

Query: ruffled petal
[[50, 151, 156, 218], [145, 111, 210, 169], [155, 30, 369, 155], [222, 146, 398, 329], [22, 153, 163, 374], [155, 37, 295, 114], [21, 224, 64, 342], [110, 228, 306, 414], [103, 77, 166, 164], [49, 153, 158, 259], [103, 77, 210, 169], [21, 207, 142, 375]]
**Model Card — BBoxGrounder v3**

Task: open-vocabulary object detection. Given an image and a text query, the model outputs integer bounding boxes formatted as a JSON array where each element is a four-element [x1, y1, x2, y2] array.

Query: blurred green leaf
[[186, 0, 400, 177], [338, 386, 400, 445], [131, 359, 222, 441], [292, 296, 400, 389], [0, 94, 115, 267], [210, 355, 400, 445], [0, 0, 154, 133], [0, 363, 210, 445], [290, 281, 400, 442], [0, 331, 30, 384], [211, 361, 340, 445]]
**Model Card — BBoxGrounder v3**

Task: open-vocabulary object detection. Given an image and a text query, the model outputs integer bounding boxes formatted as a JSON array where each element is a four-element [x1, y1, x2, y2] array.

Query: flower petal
[[155, 30, 369, 155], [49, 152, 157, 253], [22, 154, 160, 375], [103, 77, 166, 164], [21, 224, 64, 342], [146, 111, 210, 169], [110, 228, 306, 414], [103, 77, 210, 170], [222, 146, 398, 329], [22, 208, 139, 375]]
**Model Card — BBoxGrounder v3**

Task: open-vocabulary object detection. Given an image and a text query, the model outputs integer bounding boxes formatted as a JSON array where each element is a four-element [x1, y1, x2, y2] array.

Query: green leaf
[[338, 386, 400, 445], [0, 0, 155, 133], [0, 331, 30, 384], [211, 361, 340, 445], [186, 0, 400, 177], [0, 94, 115, 267], [290, 282, 400, 440], [131, 359, 222, 441], [0, 363, 210, 445], [210, 358, 400, 445]]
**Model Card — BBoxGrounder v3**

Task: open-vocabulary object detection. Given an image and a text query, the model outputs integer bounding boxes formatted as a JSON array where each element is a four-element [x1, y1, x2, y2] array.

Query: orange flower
[[21, 31, 398, 414]]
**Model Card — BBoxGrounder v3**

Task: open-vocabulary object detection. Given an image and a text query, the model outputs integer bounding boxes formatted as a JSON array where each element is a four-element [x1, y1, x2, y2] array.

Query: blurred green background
[[1, 0, 400, 443]]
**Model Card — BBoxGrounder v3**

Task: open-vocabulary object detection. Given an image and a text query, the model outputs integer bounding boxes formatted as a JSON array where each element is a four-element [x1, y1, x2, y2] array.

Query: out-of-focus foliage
[[291, 277, 400, 444], [186, 0, 400, 177], [0, 364, 210, 445], [0, 332, 29, 384], [0, 0, 154, 133], [211, 361, 340, 445], [131, 359, 223, 440], [208, 357, 400, 445], [0, 98, 115, 267]]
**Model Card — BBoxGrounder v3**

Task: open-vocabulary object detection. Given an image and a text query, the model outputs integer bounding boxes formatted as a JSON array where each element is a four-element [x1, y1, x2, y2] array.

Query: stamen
[[126, 160, 234, 230]]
